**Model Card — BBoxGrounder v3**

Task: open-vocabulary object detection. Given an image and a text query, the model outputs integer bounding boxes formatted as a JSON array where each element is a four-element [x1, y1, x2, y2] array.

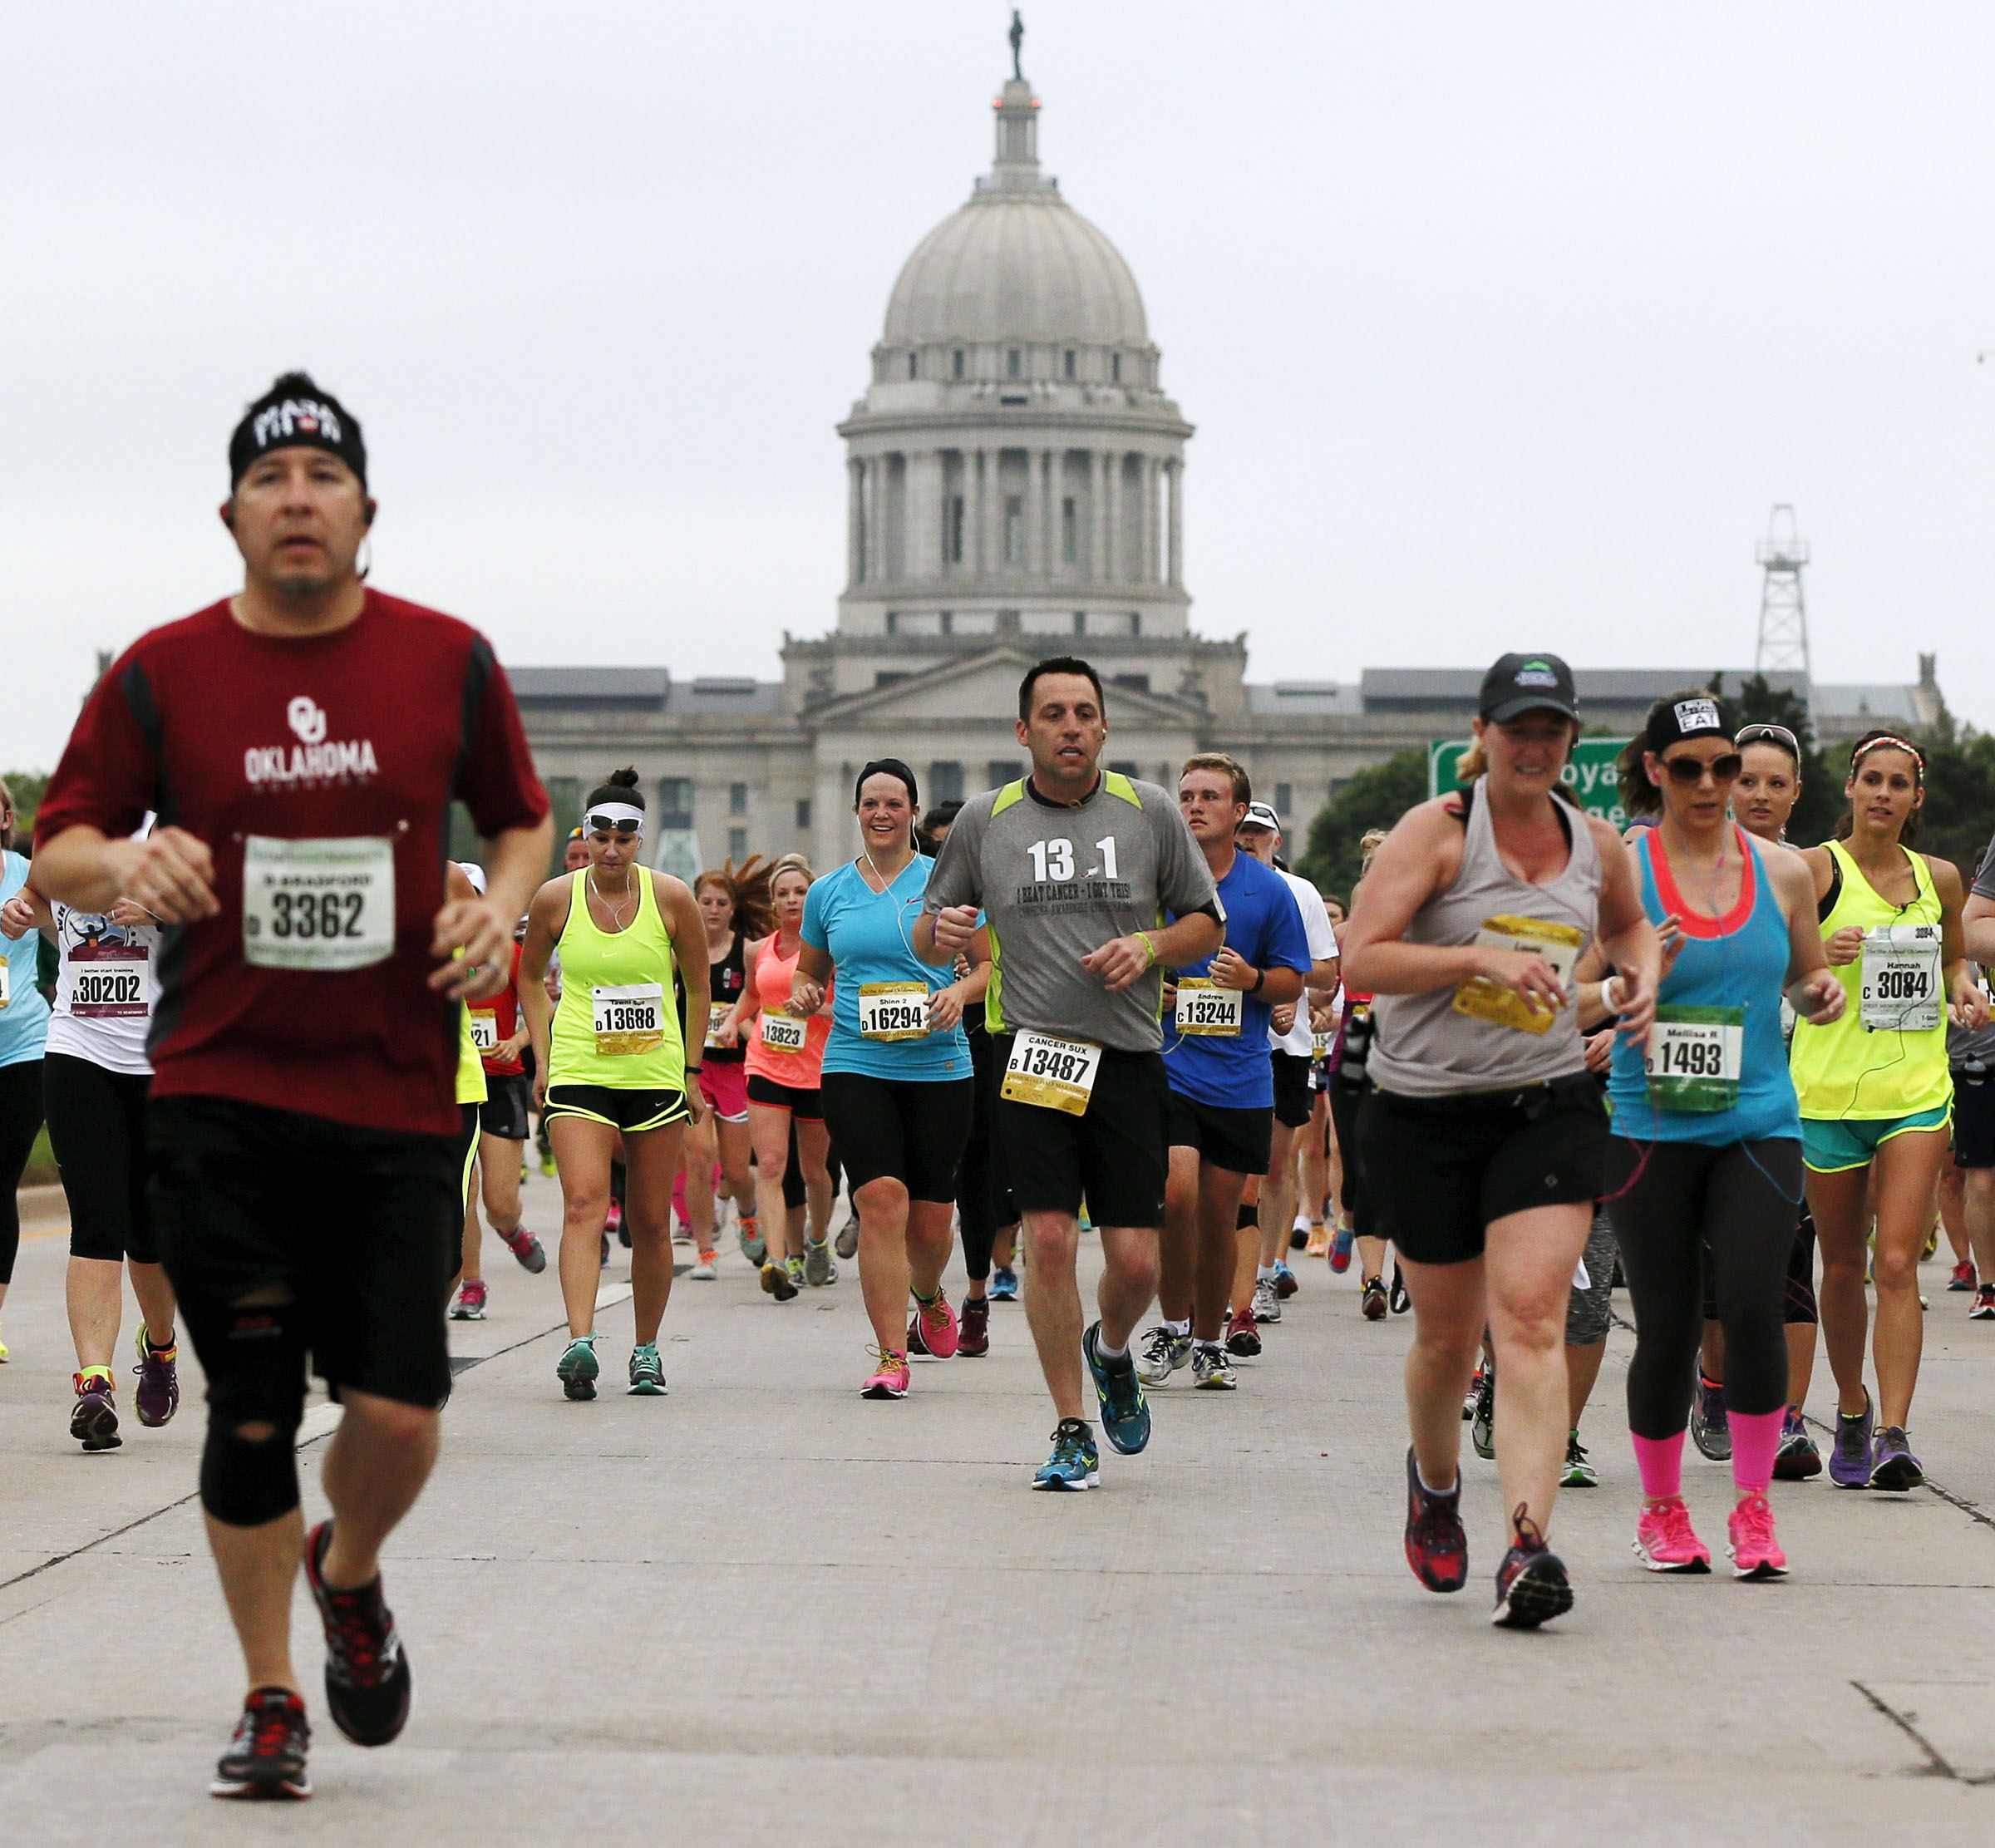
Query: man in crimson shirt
[[34, 372, 552, 1802]]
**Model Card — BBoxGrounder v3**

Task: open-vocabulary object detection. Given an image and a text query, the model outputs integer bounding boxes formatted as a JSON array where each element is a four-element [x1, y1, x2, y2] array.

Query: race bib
[[1644, 1005, 1743, 1113], [705, 1018, 727, 1050], [0, 957, 10, 1009], [470, 1012, 500, 1054], [1451, 916, 1584, 1036], [760, 1012, 808, 1054], [71, 944, 151, 1018], [1174, 977, 1242, 1037], [1861, 925, 1942, 1033], [592, 983, 664, 1057], [241, 835, 396, 973], [1001, 1029, 1103, 1115], [859, 982, 929, 1042], [1310, 1028, 1332, 1062]]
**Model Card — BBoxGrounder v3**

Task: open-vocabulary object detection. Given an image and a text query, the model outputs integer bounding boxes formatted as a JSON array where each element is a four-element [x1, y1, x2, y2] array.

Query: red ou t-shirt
[[36, 592, 548, 1139], [469, 940, 525, 1077]]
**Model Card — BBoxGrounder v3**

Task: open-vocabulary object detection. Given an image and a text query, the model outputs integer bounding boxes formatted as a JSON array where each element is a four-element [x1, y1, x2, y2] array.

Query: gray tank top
[[1368, 787, 1601, 1098]]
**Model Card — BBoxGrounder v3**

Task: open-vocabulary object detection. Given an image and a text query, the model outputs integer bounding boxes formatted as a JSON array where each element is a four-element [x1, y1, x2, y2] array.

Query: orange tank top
[[743, 932, 831, 1088]]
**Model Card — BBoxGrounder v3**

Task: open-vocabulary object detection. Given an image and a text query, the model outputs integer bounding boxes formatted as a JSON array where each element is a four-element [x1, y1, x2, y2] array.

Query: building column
[[1166, 458, 1183, 587], [1035, 449, 1055, 577], [971, 448, 989, 578], [1140, 456, 1159, 583], [847, 457, 864, 586], [907, 449, 942, 583], [1099, 450, 1117, 583]]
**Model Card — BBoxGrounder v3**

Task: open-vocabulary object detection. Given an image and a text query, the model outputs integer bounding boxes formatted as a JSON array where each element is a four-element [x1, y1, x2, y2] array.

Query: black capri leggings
[[0, 1058, 46, 1284], [820, 1072, 973, 1203], [44, 1052, 156, 1264], [955, 1028, 1018, 1283], [1606, 1136, 1805, 1437], [1327, 1072, 1370, 1230]]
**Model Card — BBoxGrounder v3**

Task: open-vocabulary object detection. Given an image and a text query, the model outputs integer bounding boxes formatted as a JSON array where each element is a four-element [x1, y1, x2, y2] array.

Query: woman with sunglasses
[[520, 769, 708, 1401], [1790, 731, 1987, 1489], [1587, 697, 1842, 1579], [789, 761, 983, 1397]]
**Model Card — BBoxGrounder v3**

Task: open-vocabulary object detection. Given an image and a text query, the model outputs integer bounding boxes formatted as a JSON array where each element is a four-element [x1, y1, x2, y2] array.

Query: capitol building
[[512, 39, 1940, 876]]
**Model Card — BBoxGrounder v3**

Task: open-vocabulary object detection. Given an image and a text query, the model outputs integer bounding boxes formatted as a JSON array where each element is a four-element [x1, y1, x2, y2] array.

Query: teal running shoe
[[1032, 1418, 1100, 1491], [556, 1335, 600, 1402], [627, 1343, 667, 1397], [1083, 1321, 1151, 1456]]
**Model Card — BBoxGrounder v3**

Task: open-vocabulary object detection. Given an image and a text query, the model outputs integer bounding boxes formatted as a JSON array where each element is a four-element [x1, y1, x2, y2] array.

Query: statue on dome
[[1009, 10, 1025, 81]]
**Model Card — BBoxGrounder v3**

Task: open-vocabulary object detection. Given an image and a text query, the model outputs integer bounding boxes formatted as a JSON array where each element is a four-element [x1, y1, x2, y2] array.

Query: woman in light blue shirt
[[0, 780, 54, 1355]]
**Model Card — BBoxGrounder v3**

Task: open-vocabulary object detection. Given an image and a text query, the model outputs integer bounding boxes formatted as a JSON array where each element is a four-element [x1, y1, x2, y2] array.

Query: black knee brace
[[200, 1418, 303, 1526], [196, 1299, 307, 1527]]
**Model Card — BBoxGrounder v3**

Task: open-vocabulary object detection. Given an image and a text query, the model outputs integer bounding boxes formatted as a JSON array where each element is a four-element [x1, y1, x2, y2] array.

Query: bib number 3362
[[241, 835, 396, 973]]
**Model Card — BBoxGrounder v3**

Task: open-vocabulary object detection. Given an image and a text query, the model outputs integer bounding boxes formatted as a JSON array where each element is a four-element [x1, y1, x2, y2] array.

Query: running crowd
[[5, 374, 1994, 1797]]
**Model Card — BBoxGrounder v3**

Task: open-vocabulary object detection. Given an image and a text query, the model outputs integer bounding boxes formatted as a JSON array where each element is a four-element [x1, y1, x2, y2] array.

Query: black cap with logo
[[228, 371, 367, 490], [1478, 653, 1579, 725]]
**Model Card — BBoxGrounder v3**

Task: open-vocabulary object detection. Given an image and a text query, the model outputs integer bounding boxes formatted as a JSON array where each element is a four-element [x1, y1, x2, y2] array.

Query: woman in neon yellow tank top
[[520, 771, 709, 1404], [1791, 732, 1988, 1491]]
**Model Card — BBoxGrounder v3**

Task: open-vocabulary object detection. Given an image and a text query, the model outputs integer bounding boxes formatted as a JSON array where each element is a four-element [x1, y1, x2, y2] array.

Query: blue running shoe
[[1032, 1418, 1100, 1491], [1690, 1372, 1731, 1461], [1829, 1389, 1873, 1489], [1083, 1321, 1151, 1456], [557, 1335, 600, 1402], [1273, 1260, 1298, 1300], [988, 1267, 1020, 1303], [626, 1343, 667, 1397], [1330, 1227, 1354, 1274]]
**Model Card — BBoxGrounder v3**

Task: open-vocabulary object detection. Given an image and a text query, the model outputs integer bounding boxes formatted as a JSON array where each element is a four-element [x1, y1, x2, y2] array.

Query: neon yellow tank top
[[1789, 838, 1952, 1121], [549, 869, 684, 1090], [455, 1004, 488, 1106]]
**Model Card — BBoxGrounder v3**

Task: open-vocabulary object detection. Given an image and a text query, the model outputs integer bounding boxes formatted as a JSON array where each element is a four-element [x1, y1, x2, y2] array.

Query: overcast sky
[[6, 2, 1993, 769]]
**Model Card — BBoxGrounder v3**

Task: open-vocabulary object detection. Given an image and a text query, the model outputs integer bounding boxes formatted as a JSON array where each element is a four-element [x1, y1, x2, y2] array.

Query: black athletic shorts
[[992, 1036, 1170, 1229], [44, 1052, 156, 1264], [820, 1072, 973, 1201], [746, 1073, 824, 1122], [1358, 1077, 1609, 1267], [478, 1072, 532, 1142], [1953, 1069, 1995, 1169], [543, 1083, 690, 1134], [1700, 1206, 1820, 1326], [1269, 1051, 1313, 1131], [1165, 1087, 1274, 1176], [148, 1095, 460, 1409]]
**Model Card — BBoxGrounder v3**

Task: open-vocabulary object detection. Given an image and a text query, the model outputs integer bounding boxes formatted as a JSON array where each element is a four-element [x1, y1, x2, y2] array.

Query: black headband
[[1646, 693, 1735, 755], [855, 757, 919, 809], [229, 375, 367, 489]]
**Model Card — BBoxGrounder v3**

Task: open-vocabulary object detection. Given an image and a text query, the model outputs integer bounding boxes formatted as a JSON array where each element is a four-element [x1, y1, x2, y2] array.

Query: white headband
[[585, 801, 645, 834]]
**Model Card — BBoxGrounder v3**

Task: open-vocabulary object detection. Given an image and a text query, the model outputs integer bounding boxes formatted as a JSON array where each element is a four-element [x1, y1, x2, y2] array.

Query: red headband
[[1850, 735, 1925, 781]]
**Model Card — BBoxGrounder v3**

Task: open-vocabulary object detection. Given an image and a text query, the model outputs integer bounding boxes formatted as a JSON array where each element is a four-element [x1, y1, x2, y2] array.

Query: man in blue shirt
[[1140, 756, 1310, 1391]]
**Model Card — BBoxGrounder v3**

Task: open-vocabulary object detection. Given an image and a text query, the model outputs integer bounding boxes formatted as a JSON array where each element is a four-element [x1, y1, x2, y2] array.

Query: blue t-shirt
[[1163, 852, 1311, 1109], [0, 851, 52, 1070], [802, 855, 972, 1082]]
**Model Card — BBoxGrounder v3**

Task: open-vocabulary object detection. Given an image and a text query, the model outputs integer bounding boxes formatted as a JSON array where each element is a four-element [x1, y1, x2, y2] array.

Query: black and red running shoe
[[304, 1520, 413, 1746], [1403, 1447, 1468, 1593], [209, 1687, 311, 1801], [1490, 1505, 1573, 1629]]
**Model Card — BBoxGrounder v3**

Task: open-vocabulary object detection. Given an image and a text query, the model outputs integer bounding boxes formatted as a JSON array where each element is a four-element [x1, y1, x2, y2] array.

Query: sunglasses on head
[[1662, 752, 1742, 785], [1736, 723, 1800, 754], [586, 815, 640, 836]]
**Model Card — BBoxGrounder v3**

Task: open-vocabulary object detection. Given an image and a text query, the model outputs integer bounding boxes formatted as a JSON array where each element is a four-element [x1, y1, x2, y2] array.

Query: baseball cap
[[1240, 801, 1282, 832], [1478, 653, 1579, 725]]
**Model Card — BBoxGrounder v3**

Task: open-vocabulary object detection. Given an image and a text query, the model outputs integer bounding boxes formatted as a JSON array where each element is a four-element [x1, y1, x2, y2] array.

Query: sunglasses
[[1736, 723, 1800, 754], [585, 815, 641, 837], [1662, 753, 1742, 785]]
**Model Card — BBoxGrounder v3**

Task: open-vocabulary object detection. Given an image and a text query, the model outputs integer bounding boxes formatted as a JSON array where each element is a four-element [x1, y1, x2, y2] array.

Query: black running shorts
[[820, 1072, 973, 1201], [478, 1072, 532, 1143], [543, 1083, 690, 1134], [1953, 1070, 1995, 1169], [1268, 1050, 1313, 1131], [1165, 1087, 1273, 1177], [746, 1073, 824, 1122], [992, 1037, 1170, 1229]]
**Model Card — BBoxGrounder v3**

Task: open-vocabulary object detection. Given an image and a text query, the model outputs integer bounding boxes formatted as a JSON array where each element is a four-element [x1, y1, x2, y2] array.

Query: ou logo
[[288, 697, 328, 746]]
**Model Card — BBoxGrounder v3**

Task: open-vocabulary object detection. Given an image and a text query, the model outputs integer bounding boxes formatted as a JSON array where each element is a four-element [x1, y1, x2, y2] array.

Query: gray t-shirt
[[923, 771, 1220, 1053], [1953, 830, 1995, 1067]]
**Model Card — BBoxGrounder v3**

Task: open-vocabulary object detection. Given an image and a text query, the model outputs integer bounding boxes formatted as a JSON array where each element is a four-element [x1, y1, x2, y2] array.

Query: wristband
[[1249, 966, 1265, 995], [1135, 930, 1157, 970], [1600, 976, 1626, 1015]]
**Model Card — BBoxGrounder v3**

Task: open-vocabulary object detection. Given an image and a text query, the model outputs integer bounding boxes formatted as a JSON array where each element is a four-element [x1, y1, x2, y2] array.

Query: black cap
[[228, 372, 367, 490], [1478, 653, 1579, 724], [1644, 692, 1735, 754]]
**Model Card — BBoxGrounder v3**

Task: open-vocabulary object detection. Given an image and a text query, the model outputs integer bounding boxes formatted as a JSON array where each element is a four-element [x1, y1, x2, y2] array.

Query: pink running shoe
[[500, 1225, 547, 1274], [908, 1290, 959, 1359], [1632, 1496, 1712, 1574], [1726, 1491, 1788, 1580], [860, 1347, 911, 1400], [449, 1279, 489, 1321]]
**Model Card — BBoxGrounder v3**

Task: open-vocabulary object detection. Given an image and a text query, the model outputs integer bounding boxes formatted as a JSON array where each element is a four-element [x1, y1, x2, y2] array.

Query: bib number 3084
[[1861, 926, 1942, 1033], [241, 835, 396, 973], [1001, 1029, 1102, 1115]]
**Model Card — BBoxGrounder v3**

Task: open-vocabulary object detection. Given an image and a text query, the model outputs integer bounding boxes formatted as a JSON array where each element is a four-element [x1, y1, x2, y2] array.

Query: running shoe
[[606, 1198, 627, 1247], [448, 1279, 488, 1321], [861, 1346, 910, 1399], [132, 1325, 180, 1428], [691, 1251, 718, 1281], [1224, 1306, 1262, 1358], [909, 1290, 960, 1358], [1360, 1275, 1387, 1322], [804, 1238, 837, 1286], [1289, 1224, 1309, 1252], [1470, 1368, 1495, 1461], [1462, 1364, 1483, 1422], [1252, 1278, 1282, 1324], [626, 1343, 667, 1396], [1632, 1496, 1712, 1574], [1388, 1264, 1411, 1315], [1032, 1418, 1100, 1491], [1304, 1225, 1329, 1259], [1192, 1343, 1238, 1390], [988, 1266, 1020, 1303], [1829, 1391, 1874, 1489], [1948, 1259, 1977, 1292], [1137, 1324, 1193, 1385], [958, 1294, 991, 1357], [598, 1230, 610, 1270], [70, 1368, 121, 1452], [1491, 1508, 1573, 1629], [1560, 1430, 1597, 1488], [1403, 1447, 1468, 1593], [1727, 1491, 1788, 1580], [785, 1253, 807, 1292], [1273, 1260, 1299, 1300], [1329, 1226, 1354, 1274], [1690, 1372, 1731, 1461], [539, 1151, 557, 1180], [738, 1216, 766, 1268], [761, 1260, 799, 1302], [209, 1688, 312, 1801], [835, 1213, 861, 1261], [1774, 1408, 1823, 1481], [1971, 1284, 1995, 1322], [303, 1521, 412, 1747], [1083, 1321, 1152, 1454], [499, 1225, 547, 1274], [0, 1324, 9, 1362], [556, 1334, 600, 1401], [1869, 1426, 1924, 1491]]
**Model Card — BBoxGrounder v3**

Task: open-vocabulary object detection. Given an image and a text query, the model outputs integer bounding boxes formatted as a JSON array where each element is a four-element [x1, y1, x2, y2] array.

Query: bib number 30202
[[241, 835, 396, 973]]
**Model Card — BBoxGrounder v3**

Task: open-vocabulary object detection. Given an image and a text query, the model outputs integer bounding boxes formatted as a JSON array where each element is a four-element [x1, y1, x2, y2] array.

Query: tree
[[1295, 747, 1427, 904], [1720, 673, 1841, 845], [2, 770, 47, 848]]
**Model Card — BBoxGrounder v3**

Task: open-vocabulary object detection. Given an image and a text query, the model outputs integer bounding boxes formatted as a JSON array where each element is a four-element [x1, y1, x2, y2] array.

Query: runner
[[1953, 826, 1995, 1323], [0, 777, 52, 1362], [32, 371, 552, 1798], [918, 655, 1224, 1490], [1141, 760, 1308, 1391], [684, 864, 769, 1277], [795, 761, 981, 1396], [447, 865, 493, 1313], [520, 771, 707, 1400], [728, 855, 835, 1299], [1790, 731, 1984, 1489], [1589, 694, 1843, 1579], [1341, 652, 1658, 1627], [1328, 830, 1389, 1311]]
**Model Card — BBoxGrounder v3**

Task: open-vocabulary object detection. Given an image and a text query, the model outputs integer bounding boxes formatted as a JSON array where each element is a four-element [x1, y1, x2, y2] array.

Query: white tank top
[[44, 904, 159, 1076]]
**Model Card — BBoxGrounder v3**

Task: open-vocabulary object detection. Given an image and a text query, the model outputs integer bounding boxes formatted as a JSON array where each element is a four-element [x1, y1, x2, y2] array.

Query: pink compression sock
[[1729, 1409, 1783, 1496], [1631, 1430, 1685, 1501]]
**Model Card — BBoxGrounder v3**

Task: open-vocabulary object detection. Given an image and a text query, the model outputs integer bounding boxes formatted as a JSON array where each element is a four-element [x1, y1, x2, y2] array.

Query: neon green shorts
[[1800, 1105, 1951, 1174]]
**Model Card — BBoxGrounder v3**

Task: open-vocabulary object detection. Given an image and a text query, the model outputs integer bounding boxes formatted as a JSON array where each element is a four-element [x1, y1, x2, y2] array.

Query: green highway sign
[[1428, 738, 1631, 830]]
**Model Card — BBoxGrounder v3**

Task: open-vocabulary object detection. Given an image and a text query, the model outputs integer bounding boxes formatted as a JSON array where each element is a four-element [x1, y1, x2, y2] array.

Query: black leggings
[[955, 1028, 1017, 1282], [1327, 1073, 1370, 1230], [0, 1059, 45, 1284], [1607, 1136, 1805, 1436], [44, 1052, 155, 1263]]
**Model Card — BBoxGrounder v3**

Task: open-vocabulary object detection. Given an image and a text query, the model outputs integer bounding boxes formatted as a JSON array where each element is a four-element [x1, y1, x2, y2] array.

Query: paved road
[[3, 1172, 1993, 1845]]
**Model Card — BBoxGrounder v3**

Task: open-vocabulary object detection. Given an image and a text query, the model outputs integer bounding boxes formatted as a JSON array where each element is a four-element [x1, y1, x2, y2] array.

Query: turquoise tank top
[[0, 852, 52, 1070]]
